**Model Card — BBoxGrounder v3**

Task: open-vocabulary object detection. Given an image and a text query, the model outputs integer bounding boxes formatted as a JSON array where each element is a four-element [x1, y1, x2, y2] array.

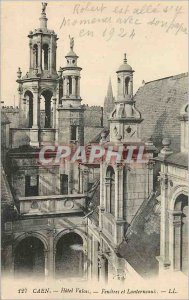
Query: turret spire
[[39, 2, 48, 29], [124, 53, 127, 63], [107, 78, 113, 98], [69, 35, 74, 51]]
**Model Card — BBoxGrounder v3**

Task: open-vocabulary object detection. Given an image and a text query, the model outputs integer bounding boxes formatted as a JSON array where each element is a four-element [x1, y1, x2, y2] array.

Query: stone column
[[18, 93, 24, 127], [159, 171, 170, 269], [63, 77, 66, 97], [33, 48, 36, 68], [105, 177, 110, 212], [26, 98, 30, 127], [99, 254, 108, 283], [50, 34, 53, 73], [173, 213, 182, 271], [92, 239, 100, 280], [29, 42, 33, 70], [48, 47, 51, 71], [72, 76, 76, 97], [37, 39, 42, 73], [4, 243, 14, 277], [44, 249, 48, 278], [38, 97, 41, 128], [22, 98, 27, 125], [52, 98, 57, 128], [77, 77, 80, 97], [30, 91, 39, 147], [83, 247, 88, 280], [32, 92, 39, 128], [46, 232, 55, 278], [65, 77, 69, 97], [116, 164, 123, 220]]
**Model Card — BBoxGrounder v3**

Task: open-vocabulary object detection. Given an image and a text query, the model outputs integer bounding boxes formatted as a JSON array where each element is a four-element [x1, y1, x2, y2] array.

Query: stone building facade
[[2, 4, 89, 280], [156, 103, 188, 276], [85, 54, 158, 281]]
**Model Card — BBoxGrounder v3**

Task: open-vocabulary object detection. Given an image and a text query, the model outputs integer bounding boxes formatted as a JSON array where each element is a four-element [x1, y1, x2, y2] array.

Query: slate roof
[[118, 192, 160, 278], [134, 73, 188, 152], [157, 152, 188, 168], [1, 167, 14, 206]]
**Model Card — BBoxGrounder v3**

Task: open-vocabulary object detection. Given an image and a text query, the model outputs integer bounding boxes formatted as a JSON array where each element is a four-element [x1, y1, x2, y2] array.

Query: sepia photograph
[[1, 0, 188, 299]]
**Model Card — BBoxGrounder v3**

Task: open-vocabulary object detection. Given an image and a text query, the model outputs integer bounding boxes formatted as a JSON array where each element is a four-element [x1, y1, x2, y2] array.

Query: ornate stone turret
[[61, 36, 82, 107], [57, 37, 84, 145], [16, 2, 59, 147], [26, 2, 58, 76], [109, 53, 142, 143]]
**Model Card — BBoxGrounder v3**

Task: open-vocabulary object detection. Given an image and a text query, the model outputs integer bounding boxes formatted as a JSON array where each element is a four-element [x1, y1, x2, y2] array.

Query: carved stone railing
[[18, 194, 86, 215]]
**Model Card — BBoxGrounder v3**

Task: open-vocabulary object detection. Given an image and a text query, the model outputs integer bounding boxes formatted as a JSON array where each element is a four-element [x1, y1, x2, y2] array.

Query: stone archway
[[14, 236, 45, 278], [24, 90, 33, 128], [55, 232, 84, 279], [174, 194, 188, 275], [40, 90, 53, 128]]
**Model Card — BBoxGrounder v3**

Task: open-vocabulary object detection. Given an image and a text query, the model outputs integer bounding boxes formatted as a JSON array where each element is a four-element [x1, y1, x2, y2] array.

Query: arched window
[[55, 233, 84, 279], [33, 44, 38, 68], [40, 90, 53, 128], [24, 91, 33, 128], [42, 44, 49, 70], [14, 237, 45, 278], [68, 76, 72, 95], [106, 166, 115, 216], [125, 77, 130, 95]]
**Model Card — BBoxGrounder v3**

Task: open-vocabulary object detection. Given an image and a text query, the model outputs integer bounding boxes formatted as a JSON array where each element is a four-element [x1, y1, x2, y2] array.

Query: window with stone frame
[[60, 174, 68, 195], [25, 175, 39, 197], [71, 125, 77, 141]]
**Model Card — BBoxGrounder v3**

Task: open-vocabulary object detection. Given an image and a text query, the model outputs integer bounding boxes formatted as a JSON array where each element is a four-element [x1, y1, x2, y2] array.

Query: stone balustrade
[[18, 194, 86, 215]]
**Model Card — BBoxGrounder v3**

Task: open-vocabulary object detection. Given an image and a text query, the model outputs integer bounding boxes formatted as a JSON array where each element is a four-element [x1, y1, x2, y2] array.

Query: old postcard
[[1, 0, 188, 299]]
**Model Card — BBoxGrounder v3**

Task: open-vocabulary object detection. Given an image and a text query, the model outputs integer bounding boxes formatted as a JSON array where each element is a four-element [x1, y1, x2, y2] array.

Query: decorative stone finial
[[41, 2, 48, 14], [58, 67, 62, 77], [124, 53, 127, 64], [17, 67, 22, 79], [69, 35, 74, 50], [40, 2, 48, 29], [159, 138, 173, 158]]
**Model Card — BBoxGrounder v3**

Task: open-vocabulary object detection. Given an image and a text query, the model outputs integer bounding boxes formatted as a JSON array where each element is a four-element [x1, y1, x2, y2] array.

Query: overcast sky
[[1, 0, 188, 106]]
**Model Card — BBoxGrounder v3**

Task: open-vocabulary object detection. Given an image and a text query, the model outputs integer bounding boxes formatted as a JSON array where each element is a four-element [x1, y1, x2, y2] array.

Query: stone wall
[[83, 105, 104, 144], [83, 105, 103, 127], [1, 106, 19, 128]]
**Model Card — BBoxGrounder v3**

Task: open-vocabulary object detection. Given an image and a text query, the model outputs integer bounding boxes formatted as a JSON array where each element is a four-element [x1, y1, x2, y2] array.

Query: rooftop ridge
[[145, 72, 188, 85]]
